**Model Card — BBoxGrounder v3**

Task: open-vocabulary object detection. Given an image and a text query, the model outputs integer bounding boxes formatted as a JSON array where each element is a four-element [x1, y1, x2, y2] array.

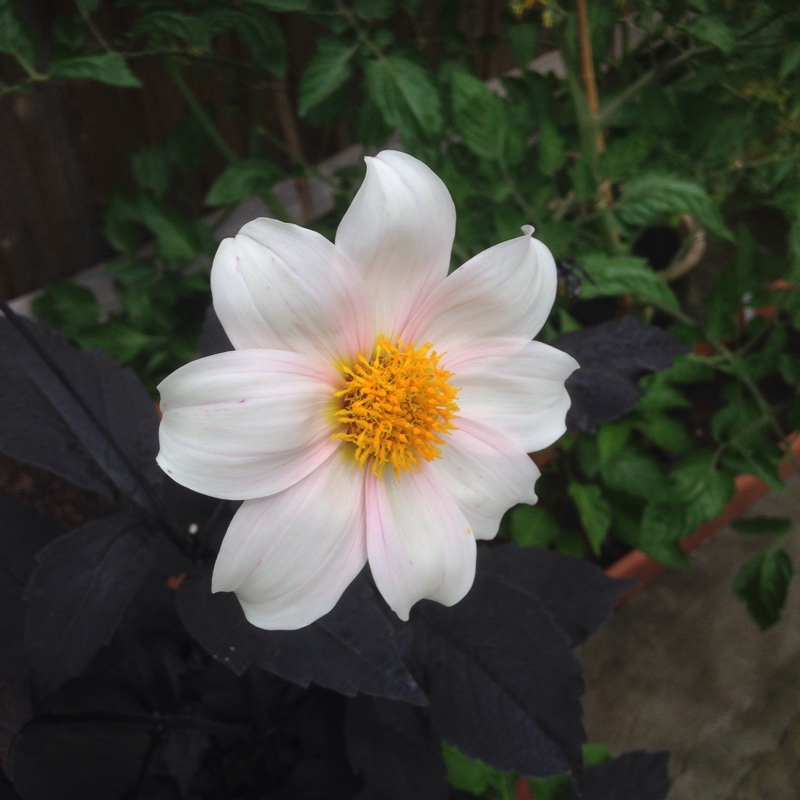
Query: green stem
[[558, 33, 623, 256], [166, 59, 237, 164]]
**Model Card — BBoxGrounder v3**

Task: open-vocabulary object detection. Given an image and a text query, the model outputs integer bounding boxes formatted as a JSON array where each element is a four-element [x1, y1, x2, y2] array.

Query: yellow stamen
[[332, 338, 459, 479]]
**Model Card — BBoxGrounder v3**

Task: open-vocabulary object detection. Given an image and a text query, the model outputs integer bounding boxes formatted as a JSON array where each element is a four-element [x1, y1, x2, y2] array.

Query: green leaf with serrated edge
[[615, 173, 728, 238], [732, 517, 792, 537], [50, 53, 141, 87], [365, 56, 442, 143], [578, 254, 680, 309], [781, 42, 800, 79], [136, 198, 198, 261], [720, 448, 786, 493], [596, 420, 632, 465], [633, 414, 693, 455], [31, 283, 101, 335], [538, 119, 566, 177], [636, 503, 693, 569], [734, 549, 793, 629], [568, 482, 611, 556], [600, 450, 665, 500], [133, 11, 211, 50], [684, 15, 735, 53], [204, 158, 282, 206], [298, 39, 356, 116], [210, 8, 285, 77], [450, 70, 507, 161], [669, 454, 735, 525], [509, 504, 561, 548]]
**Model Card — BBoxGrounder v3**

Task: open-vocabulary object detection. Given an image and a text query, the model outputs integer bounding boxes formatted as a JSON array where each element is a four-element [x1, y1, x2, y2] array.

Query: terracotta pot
[[606, 431, 800, 606]]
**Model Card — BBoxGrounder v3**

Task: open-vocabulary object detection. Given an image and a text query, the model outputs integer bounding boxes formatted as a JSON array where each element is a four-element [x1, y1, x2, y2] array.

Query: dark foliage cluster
[[0, 306, 673, 799]]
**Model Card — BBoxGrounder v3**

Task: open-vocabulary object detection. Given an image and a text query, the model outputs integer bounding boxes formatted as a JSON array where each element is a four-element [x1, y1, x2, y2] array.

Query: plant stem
[[166, 59, 238, 164], [557, 19, 622, 256]]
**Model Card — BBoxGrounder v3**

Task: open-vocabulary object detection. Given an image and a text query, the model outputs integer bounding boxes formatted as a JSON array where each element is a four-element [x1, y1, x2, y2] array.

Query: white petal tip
[[521, 224, 535, 236]]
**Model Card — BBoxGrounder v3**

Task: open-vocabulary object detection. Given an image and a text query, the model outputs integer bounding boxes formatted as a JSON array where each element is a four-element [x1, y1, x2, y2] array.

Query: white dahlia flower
[[157, 150, 578, 629]]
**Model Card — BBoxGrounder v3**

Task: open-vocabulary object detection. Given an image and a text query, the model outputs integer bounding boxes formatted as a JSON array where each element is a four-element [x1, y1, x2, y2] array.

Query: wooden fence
[[0, 0, 514, 300]]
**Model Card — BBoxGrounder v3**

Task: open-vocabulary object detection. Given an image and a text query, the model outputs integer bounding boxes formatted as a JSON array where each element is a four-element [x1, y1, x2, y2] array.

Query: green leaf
[[508, 22, 539, 71], [50, 52, 141, 88], [732, 517, 792, 538], [734, 549, 793, 629], [669, 454, 735, 525], [131, 147, 172, 199], [596, 420, 632, 465], [615, 173, 728, 238], [133, 11, 212, 50], [578, 253, 680, 309], [298, 39, 356, 116], [204, 158, 282, 206], [638, 503, 693, 568], [600, 450, 665, 500], [365, 56, 442, 144], [242, 14, 285, 76], [75, 0, 99, 11], [245, 0, 311, 9], [354, 0, 395, 19], [31, 283, 101, 335], [538, 119, 566, 177], [509, 504, 561, 548], [442, 744, 516, 796], [684, 15, 735, 53], [450, 70, 508, 161], [568, 482, 611, 555], [633, 414, 693, 455], [780, 42, 800, 79], [77, 321, 157, 364], [0, 0, 37, 68]]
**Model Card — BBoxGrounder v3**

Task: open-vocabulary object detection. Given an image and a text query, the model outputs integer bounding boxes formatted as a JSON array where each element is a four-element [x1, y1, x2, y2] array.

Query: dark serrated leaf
[[346, 696, 447, 800], [177, 566, 425, 704], [7, 716, 153, 800], [564, 750, 671, 800], [0, 678, 32, 769], [478, 545, 630, 647], [0, 496, 64, 681], [0, 316, 162, 513], [412, 572, 585, 777], [553, 317, 689, 433], [24, 513, 156, 694]]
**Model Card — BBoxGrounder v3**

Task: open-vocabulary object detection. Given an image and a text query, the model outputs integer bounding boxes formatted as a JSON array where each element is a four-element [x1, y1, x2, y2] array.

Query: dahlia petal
[[211, 218, 372, 362], [365, 468, 476, 620], [432, 418, 540, 540], [335, 150, 456, 338], [402, 226, 557, 350], [157, 350, 340, 500], [212, 453, 367, 630], [449, 339, 579, 454]]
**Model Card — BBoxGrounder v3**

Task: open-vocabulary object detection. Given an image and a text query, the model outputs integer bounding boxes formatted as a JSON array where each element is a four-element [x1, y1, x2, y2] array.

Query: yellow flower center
[[333, 338, 460, 479]]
